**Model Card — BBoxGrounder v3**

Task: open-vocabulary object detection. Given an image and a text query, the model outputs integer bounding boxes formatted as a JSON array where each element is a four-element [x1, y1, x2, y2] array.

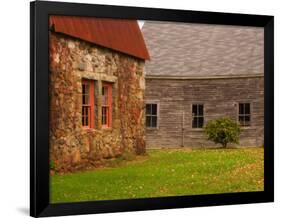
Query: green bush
[[204, 117, 241, 148]]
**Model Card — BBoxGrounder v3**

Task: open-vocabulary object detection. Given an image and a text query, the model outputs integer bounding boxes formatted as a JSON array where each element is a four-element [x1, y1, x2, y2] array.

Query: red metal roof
[[49, 16, 150, 60]]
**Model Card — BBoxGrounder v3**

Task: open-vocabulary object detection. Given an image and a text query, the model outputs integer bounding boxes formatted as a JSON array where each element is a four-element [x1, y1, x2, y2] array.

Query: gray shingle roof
[[142, 21, 264, 77]]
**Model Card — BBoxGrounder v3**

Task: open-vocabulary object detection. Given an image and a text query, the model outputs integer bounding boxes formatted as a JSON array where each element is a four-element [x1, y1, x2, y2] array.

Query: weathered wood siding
[[145, 77, 264, 148]]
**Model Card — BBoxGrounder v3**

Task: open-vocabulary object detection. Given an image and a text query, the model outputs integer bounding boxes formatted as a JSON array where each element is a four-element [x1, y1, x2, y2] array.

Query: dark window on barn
[[192, 104, 204, 128], [146, 104, 157, 128], [82, 80, 95, 128], [239, 103, 251, 126]]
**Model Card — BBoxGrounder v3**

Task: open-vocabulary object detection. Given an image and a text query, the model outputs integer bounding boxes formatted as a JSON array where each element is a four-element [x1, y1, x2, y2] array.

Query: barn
[[142, 21, 264, 148], [49, 16, 149, 171]]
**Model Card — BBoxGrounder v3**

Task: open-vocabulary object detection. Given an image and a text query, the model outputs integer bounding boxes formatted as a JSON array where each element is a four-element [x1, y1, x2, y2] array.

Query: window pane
[[85, 107, 88, 116], [245, 115, 250, 122], [244, 115, 250, 126], [192, 117, 198, 128], [82, 84, 86, 94], [82, 82, 90, 105], [239, 116, 246, 126], [82, 106, 87, 116], [192, 104, 197, 116], [85, 84, 89, 94], [102, 87, 108, 105], [245, 103, 250, 114], [85, 116, 88, 126], [151, 116, 157, 127], [239, 103, 244, 114], [102, 107, 108, 125], [198, 105, 203, 116], [198, 117, 204, 128], [84, 95, 89, 104], [151, 104, 157, 115], [146, 116, 151, 127], [146, 104, 152, 115], [239, 115, 244, 122], [82, 83, 89, 94], [82, 106, 89, 126], [82, 95, 86, 104]]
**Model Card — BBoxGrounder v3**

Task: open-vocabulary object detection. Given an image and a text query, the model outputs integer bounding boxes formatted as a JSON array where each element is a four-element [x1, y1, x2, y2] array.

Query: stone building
[[142, 21, 264, 148], [49, 16, 150, 171]]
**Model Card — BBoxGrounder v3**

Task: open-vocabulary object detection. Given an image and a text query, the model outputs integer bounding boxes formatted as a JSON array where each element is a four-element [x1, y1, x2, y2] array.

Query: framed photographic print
[[30, 0, 274, 217]]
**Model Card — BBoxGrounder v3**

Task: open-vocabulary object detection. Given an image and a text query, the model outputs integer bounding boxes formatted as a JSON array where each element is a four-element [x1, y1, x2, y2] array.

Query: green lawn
[[50, 148, 264, 203]]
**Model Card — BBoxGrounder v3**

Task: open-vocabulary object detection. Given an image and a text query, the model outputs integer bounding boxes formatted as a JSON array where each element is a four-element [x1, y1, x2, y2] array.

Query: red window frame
[[82, 79, 95, 128], [101, 82, 112, 128]]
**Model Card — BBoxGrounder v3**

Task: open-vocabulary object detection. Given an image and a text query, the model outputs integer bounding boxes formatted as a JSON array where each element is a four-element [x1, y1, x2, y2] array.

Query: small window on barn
[[102, 82, 112, 128], [82, 79, 95, 128], [192, 104, 204, 128], [238, 103, 251, 126], [146, 104, 158, 128]]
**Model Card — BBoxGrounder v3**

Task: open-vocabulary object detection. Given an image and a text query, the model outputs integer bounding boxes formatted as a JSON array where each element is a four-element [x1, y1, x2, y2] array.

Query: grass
[[50, 148, 264, 203]]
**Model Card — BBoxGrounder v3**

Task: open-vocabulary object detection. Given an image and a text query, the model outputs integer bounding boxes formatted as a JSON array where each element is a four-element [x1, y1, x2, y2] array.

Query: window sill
[[82, 127, 97, 132], [101, 126, 112, 131], [190, 128, 204, 132], [240, 126, 255, 130], [146, 127, 159, 130]]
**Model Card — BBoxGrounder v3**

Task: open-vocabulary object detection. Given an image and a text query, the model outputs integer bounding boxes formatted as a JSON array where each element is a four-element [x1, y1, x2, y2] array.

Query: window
[[239, 103, 251, 126], [192, 104, 204, 128], [82, 80, 94, 128], [102, 82, 112, 128], [146, 104, 158, 128]]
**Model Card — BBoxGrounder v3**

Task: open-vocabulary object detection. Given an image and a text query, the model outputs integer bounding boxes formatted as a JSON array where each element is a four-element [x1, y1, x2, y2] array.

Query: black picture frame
[[30, 1, 274, 217]]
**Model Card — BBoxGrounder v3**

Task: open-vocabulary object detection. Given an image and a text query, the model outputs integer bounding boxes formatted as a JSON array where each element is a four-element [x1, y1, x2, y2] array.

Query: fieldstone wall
[[49, 32, 146, 172], [145, 76, 264, 148]]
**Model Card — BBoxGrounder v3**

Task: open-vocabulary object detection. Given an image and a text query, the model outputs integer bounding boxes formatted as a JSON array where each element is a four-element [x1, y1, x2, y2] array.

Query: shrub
[[204, 117, 241, 148]]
